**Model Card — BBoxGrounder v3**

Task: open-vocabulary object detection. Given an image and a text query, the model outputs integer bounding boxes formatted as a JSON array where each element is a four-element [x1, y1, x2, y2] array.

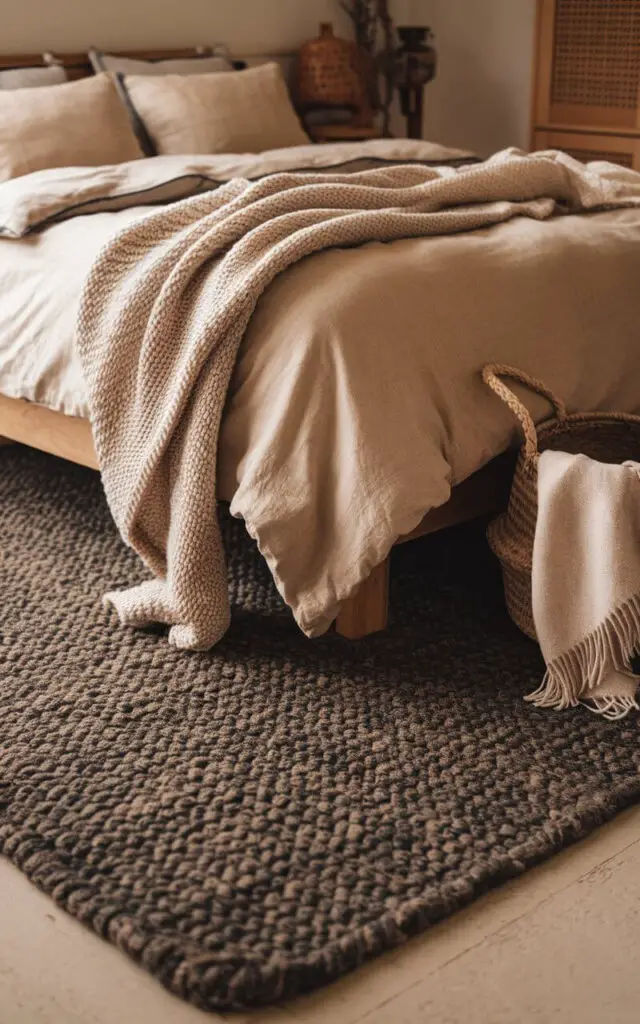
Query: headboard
[[0, 48, 246, 79]]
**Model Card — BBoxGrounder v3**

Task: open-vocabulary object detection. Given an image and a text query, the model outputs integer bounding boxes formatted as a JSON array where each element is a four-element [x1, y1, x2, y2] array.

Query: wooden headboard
[[0, 48, 246, 79]]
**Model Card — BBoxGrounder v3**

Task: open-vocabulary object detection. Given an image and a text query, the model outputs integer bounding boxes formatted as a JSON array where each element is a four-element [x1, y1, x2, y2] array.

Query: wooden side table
[[309, 124, 383, 144]]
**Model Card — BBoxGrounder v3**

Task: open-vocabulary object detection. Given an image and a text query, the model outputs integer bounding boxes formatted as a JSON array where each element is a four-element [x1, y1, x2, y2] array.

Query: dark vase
[[396, 26, 437, 87], [397, 26, 431, 50], [395, 26, 437, 139]]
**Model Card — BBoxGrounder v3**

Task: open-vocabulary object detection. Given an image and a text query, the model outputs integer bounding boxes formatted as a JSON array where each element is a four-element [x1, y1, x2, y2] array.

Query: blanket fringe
[[526, 591, 640, 720]]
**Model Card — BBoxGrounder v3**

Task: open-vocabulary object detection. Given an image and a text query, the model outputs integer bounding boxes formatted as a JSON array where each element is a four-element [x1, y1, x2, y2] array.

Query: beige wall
[[2, 1, 411, 55], [418, 0, 537, 155], [2, 0, 343, 54]]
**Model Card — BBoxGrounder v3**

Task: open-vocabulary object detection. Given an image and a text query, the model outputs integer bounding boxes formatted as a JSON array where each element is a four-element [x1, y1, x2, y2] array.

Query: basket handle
[[482, 364, 568, 461]]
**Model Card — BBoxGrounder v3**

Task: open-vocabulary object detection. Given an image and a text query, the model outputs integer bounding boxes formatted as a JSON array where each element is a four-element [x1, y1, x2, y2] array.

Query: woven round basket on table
[[296, 23, 369, 113], [483, 364, 640, 641]]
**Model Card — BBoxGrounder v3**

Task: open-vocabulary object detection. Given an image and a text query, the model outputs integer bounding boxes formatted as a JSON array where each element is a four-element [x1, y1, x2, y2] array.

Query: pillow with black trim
[[120, 62, 309, 157], [90, 48, 239, 156]]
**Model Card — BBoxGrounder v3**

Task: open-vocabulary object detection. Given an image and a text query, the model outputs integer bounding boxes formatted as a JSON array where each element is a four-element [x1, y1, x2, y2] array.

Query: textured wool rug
[[1, 447, 640, 1012]]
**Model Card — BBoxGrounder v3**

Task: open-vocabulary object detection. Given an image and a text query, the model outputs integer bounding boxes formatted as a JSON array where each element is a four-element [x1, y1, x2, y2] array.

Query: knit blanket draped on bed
[[76, 149, 640, 649], [529, 451, 640, 719]]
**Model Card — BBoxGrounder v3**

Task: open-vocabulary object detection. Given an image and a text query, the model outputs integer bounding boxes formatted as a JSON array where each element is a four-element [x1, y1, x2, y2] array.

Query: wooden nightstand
[[309, 124, 383, 144]]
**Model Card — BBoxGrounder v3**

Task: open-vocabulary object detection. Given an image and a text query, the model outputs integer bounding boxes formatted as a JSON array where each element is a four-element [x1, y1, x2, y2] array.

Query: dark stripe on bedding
[[0, 156, 481, 237]]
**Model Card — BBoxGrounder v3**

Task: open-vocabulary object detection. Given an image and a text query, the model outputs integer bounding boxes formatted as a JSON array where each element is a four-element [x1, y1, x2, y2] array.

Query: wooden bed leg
[[335, 557, 390, 639]]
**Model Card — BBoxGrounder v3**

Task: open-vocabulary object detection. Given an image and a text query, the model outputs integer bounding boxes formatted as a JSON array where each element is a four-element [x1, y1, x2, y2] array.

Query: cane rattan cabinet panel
[[532, 0, 640, 162]]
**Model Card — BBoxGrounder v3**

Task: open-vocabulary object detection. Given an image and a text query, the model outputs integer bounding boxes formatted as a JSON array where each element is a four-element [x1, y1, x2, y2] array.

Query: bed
[[1, 49, 639, 645]]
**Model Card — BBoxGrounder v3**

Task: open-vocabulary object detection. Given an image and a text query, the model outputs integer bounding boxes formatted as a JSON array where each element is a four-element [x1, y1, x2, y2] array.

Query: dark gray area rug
[[1, 446, 639, 1011]]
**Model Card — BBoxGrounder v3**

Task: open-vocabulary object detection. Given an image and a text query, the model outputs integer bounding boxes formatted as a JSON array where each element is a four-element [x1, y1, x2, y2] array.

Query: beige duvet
[[1, 140, 640, 639]]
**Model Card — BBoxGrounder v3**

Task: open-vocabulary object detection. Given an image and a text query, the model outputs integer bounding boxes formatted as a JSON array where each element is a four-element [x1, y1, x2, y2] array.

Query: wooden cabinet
[[531, 0, 640, 167], [532, 129, 640, 170]]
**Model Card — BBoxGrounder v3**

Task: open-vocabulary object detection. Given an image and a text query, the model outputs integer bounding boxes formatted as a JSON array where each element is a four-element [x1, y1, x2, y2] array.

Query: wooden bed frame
[[0, 393, 513, 638], [0, 47, 514, 639]]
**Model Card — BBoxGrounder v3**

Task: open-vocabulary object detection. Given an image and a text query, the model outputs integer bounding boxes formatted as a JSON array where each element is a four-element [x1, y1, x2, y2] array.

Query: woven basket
[[296, 23, 369, 113], [483, 364, 640, 641]]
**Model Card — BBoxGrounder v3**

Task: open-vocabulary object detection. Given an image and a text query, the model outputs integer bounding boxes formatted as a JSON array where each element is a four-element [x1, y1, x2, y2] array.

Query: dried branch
[[376, 0, 395, 135], [340, 0, 377, 53], [340, 0, 397, 135]]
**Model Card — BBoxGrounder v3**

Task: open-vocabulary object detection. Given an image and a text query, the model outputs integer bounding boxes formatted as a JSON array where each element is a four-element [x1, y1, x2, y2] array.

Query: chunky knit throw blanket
[[530, 451, 640, 719], [76, 150, 640, 649]]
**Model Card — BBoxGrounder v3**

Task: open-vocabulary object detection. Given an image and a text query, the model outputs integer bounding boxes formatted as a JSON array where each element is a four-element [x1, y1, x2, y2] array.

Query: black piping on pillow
[[114, 73, 157, 157], [88, 48, 106, 74]]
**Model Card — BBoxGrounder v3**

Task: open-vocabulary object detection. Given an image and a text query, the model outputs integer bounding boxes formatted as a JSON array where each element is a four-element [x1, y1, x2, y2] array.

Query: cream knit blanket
[[530, 451, 640, 719], [76, 149, 640, 649]]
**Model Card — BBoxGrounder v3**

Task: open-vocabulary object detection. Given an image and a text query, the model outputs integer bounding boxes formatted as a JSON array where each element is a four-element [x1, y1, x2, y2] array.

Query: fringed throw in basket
[[483, 364, 640, 642]]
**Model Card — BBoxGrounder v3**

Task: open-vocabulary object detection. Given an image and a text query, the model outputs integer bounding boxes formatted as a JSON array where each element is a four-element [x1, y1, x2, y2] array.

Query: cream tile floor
[[2, 804, 640, 1024]]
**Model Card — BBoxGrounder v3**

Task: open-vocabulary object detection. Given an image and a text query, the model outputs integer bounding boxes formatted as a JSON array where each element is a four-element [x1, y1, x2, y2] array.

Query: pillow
[[0, 73, 144, 183], [0, 64, 67, 90], [88, 47, 234, 77], [89, 48, 237, 154], [236, 53, 296, 89], [121, 62, 310, 157]]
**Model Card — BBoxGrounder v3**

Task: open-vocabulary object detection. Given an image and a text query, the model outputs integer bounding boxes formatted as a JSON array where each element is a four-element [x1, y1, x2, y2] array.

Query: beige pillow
[[122, 62, 309, 156], [88, 47, 234, 77], [0, 64, 67, 90], [0, 73, 144, 183]]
